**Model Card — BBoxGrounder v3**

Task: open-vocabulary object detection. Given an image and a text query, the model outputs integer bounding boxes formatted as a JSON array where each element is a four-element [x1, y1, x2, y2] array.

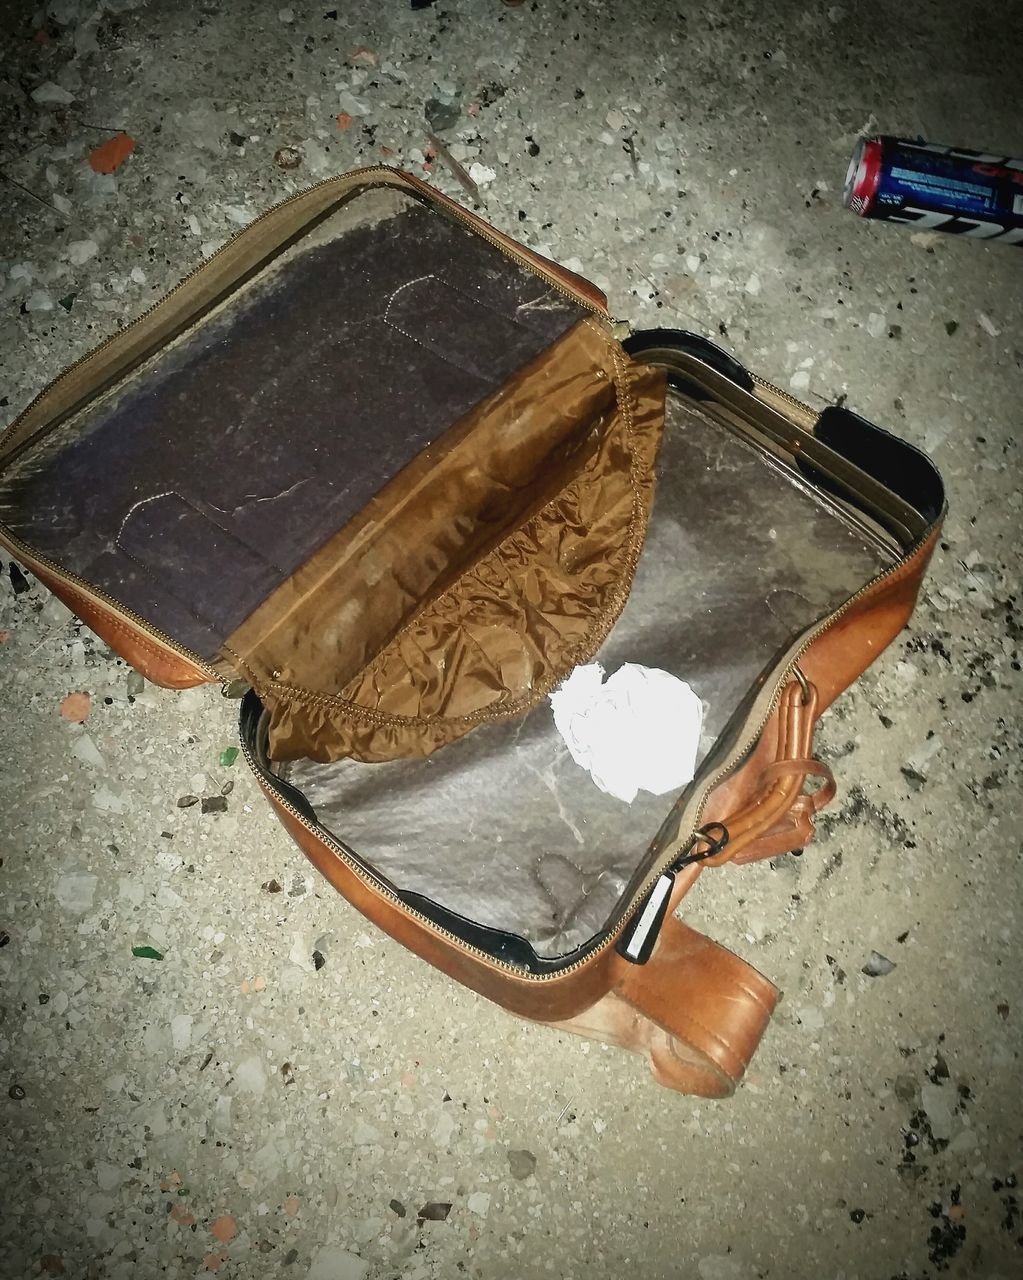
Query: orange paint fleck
[[210, 1214, 237, 1243], [203, 1252, 227, 1272], [160, 1170, 183, 1192], [253, 975, 266, 992], [336, 112, 354, 131], [60, 692, 90, 722], [349, 47, 378, 67], [88, 132, 136, 175], [170, 1203, 195, 1226], [283, 1195, 300, 1217], [240, 980, 251, 995]]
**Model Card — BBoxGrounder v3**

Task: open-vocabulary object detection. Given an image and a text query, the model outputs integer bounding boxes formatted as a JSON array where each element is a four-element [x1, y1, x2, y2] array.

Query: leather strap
[[702, 678, 835, 866], [545, 911, 778, 1098]]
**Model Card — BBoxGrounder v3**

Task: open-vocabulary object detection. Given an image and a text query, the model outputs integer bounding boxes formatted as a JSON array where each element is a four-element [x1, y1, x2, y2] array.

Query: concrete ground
[[1, 1, 1021, 1277]]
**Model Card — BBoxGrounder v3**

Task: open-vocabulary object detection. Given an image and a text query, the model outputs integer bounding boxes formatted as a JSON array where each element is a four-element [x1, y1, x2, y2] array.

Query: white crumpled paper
[[549, 662, 704, 804]]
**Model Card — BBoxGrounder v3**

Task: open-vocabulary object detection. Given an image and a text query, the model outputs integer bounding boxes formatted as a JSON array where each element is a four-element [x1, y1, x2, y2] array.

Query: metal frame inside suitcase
[[0, 168, 945, 1098]]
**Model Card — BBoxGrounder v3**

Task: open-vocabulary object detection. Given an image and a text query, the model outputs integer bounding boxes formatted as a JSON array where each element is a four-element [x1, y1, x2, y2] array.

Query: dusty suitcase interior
[[0, 168, 943, 985], [259, 359, 925, 965]]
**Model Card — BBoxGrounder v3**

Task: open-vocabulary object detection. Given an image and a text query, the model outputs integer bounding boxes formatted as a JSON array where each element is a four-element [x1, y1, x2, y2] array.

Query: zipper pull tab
[[617, 824, 731, 965], [611, 318, 632, 342], [617, 871, 675, 965]]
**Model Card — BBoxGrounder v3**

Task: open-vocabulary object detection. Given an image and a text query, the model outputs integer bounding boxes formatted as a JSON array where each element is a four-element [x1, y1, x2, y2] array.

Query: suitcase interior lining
[[281, 387, 893, 961], [0, 187, 585, 660]]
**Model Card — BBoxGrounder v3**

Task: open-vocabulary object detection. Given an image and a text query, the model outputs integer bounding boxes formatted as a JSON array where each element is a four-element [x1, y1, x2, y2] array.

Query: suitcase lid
[[0, 168, 667, 762]]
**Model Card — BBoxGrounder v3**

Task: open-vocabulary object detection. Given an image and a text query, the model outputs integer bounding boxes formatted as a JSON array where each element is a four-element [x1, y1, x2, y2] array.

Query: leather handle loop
[[701, 676, 833, 866]]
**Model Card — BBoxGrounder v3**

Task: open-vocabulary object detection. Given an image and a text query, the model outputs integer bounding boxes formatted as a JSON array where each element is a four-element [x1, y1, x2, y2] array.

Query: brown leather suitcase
[[0, 168, 945, 1097]]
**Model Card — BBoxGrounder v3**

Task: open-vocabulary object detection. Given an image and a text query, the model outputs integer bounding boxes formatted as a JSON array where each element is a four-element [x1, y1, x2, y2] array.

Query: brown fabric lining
[[232, 319, 665, 762]]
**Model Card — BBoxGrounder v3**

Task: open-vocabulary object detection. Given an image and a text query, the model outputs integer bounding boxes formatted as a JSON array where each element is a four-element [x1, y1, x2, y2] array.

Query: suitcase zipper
[[0, 166, 609, 461], [243, 539, 927, 983]]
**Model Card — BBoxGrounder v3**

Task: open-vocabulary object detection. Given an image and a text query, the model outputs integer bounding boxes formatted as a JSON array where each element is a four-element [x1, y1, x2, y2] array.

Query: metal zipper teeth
[[244, 541, 922, 984], [1, 165, 609, 460], [749, 371, 819, 421], [0, 530, 220, 680], [0, 166, 608, 681]]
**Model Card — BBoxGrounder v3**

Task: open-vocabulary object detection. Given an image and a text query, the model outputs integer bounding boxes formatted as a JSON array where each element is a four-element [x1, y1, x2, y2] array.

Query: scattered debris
[[8, 562, 30, 595], [862, 950, 897, 977], [132, 945, 164, 961], [281, 1061, 296, 1086], [127, 670, 145, 695], [977, 312, 1000, 337], [417, 1202, 451, 1222], [201, 796, 228, 814], [24, 290, 54, 313], [274, 146, 302, 170], [348, 47, 378, 68], [88, 133, 136, 175], [468, 161, 496, 188], [219, 747, 239, 767], [58, 293, 76, 312], [32, 81, 75, 105], [945, 320, 958, 336], [336, 112, 354, 131], [427, 132, 482, 205], [68, 239, 99, 265], [177, 794, 200, 808], [60, 692, 90, 722], [262, 878, 283, 893], [312, 949, 326, 971], [9, 1084, 26, 1100], [508, 1148, 537, 1180], [389, 1199, 406, 1217]]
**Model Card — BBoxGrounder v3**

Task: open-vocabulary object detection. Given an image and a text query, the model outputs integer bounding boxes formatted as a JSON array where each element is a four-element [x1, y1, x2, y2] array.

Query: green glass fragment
[[219, 747, 239, 767], [132, 945, 164, 960]]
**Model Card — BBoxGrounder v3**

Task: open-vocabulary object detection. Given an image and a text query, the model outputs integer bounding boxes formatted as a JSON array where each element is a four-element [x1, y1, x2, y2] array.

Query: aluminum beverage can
[[844, 135, 1023, 245]]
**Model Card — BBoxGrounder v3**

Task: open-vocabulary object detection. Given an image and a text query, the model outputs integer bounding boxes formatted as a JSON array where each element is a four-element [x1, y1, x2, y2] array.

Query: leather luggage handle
[[700, 677, 834, 867]]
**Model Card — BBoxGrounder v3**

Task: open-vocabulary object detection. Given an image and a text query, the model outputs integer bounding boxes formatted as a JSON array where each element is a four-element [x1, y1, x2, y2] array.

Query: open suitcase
[[0, 169, 945, 1097]]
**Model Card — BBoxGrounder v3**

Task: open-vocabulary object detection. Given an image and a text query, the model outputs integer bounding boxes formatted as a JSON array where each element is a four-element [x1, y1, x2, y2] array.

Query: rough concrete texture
[[1, 1, 1022, 1277]]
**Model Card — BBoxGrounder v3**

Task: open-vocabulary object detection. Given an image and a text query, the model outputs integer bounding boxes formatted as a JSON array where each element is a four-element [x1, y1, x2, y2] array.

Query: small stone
[[862, 950, 896, 977], [274, 146, 303, 170], [468, 162, 496, 186], [417, 1202, 452, 1222], [605, 109, 626, 130], [177, 795, 200, 808], [68, 239, 99, 265], [25, 290, 54, 312], [171, 1014, 193, 1050], [71, 734, 105, 769], [507, 1149, 537, 1180], [55, 870, 98, 914], [850, 1208, 866, 1223], [9, 1084, 26, 1100], [976, 311, 1000, 337], [235, 1055, 266, 1096], [201, 796, 228, 814], [32, 81, 75, 104], [466, 1192, 491, 1217], [130, 266, 147, 284], [210, 1215, 237, 1243], [307, 1247, 369, 1280], [126, 670, 145, 695], [866, 312, 887, 338], [389, 1199, 406, 1217], [61, 692, 91, 722]]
